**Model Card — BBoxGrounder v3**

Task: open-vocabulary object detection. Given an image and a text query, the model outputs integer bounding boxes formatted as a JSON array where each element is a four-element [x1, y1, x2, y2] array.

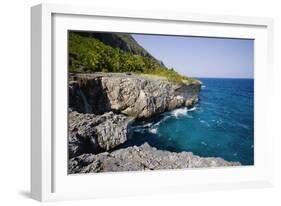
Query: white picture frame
[[31, 3, 274, 202]]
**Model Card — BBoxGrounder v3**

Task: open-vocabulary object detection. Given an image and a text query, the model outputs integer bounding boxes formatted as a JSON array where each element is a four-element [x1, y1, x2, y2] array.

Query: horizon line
[[192, 76, 254, 79]]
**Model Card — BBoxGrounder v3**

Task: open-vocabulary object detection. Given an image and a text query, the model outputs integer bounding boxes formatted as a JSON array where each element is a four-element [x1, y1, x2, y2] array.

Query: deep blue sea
[[123, 78, 254, 165]]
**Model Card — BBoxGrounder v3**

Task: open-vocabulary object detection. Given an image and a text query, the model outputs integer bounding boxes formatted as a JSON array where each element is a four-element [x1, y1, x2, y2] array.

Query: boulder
[[68, 111, 133, 158]]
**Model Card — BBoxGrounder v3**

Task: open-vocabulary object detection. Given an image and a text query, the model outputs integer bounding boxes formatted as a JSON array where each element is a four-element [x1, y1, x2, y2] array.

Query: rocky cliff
[[69, 73, 201, 118], [69, 143, 241, 174], [68, 73, 241, 173], [69, 72, 201, 158], [68, 111, 133, 158]]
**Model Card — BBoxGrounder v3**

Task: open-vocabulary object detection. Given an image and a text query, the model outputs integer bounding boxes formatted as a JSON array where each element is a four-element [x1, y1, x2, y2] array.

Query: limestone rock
[[68, 143, 241, 174], [68, 111, 133, 158], [69, 73, 201, 118]]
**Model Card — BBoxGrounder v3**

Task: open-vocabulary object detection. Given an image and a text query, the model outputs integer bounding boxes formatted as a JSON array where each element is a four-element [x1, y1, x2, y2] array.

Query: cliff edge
[[69, 72, 201, 118], [68, 73, 241, 173]]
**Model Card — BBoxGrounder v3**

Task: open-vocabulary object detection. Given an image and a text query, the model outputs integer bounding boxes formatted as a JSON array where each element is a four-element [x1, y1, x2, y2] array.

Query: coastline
[[68, 72, 241, 173]]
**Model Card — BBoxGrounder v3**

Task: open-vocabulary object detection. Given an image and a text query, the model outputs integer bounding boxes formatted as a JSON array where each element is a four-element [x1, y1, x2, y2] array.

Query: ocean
[[122, 78, 254, 165]]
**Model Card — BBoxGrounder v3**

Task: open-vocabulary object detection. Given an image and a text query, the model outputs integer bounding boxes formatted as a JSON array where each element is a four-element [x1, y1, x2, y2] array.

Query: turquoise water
[[123, 78, 254, 165]]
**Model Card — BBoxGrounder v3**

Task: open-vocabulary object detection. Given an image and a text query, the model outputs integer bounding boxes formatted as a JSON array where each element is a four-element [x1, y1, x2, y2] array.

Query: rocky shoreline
[[69, 143, 241, 174], [68, 73, 241, 173], [68, 111, 134, 158]]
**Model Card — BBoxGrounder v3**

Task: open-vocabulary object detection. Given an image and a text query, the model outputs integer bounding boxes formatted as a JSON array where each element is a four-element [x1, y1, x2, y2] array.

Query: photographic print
[[68, 31, 254, 174]]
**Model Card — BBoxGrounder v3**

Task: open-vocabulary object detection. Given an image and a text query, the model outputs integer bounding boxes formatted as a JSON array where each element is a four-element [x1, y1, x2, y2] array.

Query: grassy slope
[[69, 32, 199, 84]]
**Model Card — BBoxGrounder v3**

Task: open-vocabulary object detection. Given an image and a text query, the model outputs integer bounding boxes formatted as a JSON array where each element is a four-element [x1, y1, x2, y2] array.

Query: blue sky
[[132, 34, 254, 78]]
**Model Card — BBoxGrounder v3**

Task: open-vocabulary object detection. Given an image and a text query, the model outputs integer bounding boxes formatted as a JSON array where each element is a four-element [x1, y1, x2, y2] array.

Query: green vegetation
[[73, 32, 153, 58], [69, 32, 198, 84], [104, 33, 150, 56]]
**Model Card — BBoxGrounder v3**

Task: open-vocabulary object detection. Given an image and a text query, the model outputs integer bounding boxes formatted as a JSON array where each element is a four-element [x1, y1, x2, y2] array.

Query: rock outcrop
[[68, 143, 241, 174], [68, 73, 241, 173], [69, 73, 201, 118], [68, 111, 133, 158]]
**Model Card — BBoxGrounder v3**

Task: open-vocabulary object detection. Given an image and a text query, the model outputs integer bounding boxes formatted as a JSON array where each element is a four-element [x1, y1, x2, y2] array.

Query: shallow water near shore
[[122, 78, 254, 165]]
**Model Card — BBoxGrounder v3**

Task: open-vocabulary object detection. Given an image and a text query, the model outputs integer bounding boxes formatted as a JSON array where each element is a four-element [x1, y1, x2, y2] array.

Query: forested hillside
[[68, 32, 196, 83]]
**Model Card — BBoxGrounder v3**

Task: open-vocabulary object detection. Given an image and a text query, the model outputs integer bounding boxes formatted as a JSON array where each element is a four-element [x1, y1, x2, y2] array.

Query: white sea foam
[[133, 106, 197, 134], [212, 119, 222, 126], [142, 122, 153, 128], [188, 107, 197, 112], [133, 128, 146, 133], [149, 128, 158, 134], [154, 116, 171, 126], [132, 116, 170, 134], [131, 122, 152, 129], [237, 122, 249, 129], [201, 141, 207, 146], [171, 107, 188, 118], [170, 106, 198, 118], [199, 119, 210, 127]]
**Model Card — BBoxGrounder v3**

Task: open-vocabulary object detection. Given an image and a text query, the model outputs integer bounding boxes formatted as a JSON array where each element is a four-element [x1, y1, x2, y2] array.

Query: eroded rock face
[[69, 73, 201, 118], [68, 111, 133, 158], [68, 143, 241, 174], [69, 81, 92, 113], [67, 73, 241, 172]]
